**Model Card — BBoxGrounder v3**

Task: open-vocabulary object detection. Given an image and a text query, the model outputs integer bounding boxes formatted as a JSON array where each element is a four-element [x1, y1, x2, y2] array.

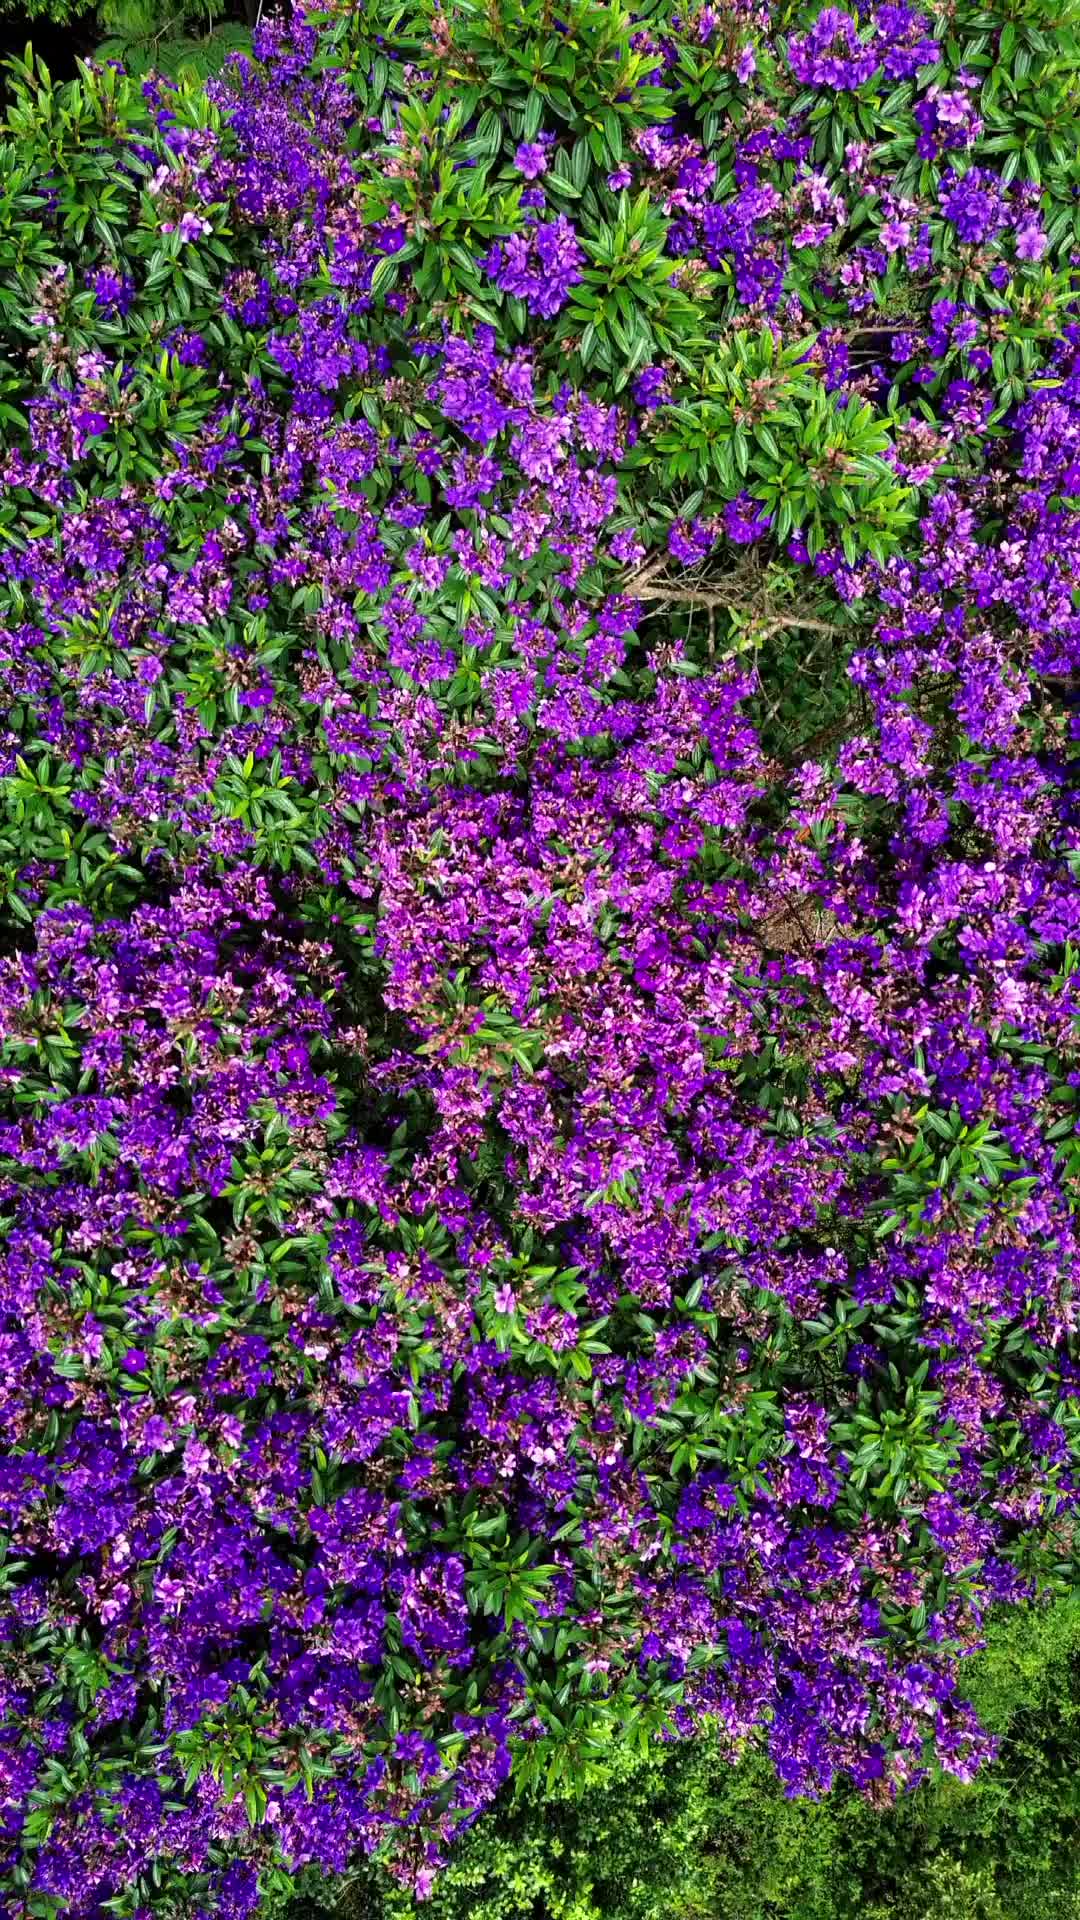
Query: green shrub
[[0, 0, 93, 20], [279, 1594, 1080, 1920], [0, 0, 249, 85], [95, 0, 251, 81]]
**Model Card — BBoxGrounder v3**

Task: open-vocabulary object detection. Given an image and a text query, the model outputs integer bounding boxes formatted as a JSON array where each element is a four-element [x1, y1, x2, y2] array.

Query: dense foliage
[[0, 0, 250, 88], [287, 1591, 1080, 1920], [1, 0, 1080, 1914]]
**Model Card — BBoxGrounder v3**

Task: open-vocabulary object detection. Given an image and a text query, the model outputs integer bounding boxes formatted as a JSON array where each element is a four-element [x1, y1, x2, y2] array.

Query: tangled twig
[[621, 572, 849, 641]]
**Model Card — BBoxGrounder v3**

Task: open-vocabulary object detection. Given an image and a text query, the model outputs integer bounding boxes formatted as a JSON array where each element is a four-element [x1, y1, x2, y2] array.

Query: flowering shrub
[[1, 2, 1080, 1915], [285, 1591, 1080, 1920]]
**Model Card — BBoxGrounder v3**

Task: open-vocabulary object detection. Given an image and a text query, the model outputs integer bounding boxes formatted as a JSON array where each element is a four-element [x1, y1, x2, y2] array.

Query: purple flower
[[723, 492, 773, 545], [1015, 223, 1048, 262], [514, 141, 549, 180], [72, 407, 108, 439], [483, 214, 584, 317], [668, 516, 716, 564], [88, 268, 136, 316]]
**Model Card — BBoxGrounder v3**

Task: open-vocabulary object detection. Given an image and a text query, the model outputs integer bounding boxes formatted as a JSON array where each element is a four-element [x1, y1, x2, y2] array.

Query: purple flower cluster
[[788, 4, 939, 91], [482, 214, 585, 318], [1, 2, 1080, 1912]]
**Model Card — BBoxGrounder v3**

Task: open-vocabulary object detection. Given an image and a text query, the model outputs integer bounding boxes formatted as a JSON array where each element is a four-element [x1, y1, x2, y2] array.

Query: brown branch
[[627, 584, 742, 606], [757, 615, 849, 640], [619, 553, 673, 597], [625, 579, 849, 642]]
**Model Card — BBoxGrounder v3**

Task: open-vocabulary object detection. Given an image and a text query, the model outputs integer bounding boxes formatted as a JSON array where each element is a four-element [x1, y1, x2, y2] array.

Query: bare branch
[[756, 615, 849, 640], [618, 554, 673, 597], [623, 577, 849, 641], [627, 584, 742, 607]]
